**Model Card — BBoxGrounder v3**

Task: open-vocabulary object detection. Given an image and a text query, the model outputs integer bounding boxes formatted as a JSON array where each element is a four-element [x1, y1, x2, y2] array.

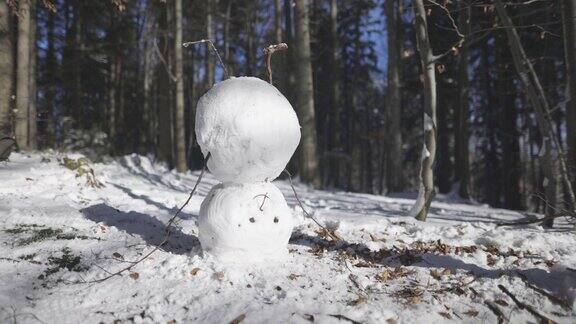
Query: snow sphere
[[198, 182, 295, 262], [195, 77, 301, 183]]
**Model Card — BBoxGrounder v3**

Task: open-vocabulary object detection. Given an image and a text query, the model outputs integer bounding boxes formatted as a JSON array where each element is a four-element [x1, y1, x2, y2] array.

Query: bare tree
[[409, 0, 438, 221], [455, 1, 471, 199], [385, 0, 403, 193], [174, 0, 187, 172], [0, 0, 12, 135], [494, 0, 576, 223], [294, 0, 321, 187], [15, 0, 31, 149], [28, 0, 37, 149], [205, 0, 215, 87], [329, 0, 341, 187], [562, 0, 576, 173]]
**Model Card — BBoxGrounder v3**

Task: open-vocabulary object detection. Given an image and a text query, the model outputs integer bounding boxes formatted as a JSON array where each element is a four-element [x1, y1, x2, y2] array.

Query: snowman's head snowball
[[195, 77, 301, 183]]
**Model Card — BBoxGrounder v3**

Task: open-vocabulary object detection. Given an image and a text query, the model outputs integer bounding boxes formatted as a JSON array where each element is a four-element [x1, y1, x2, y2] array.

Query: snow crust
[[2, 153, 576, 323], [195, 77, 301, 183], [198, 182, 295, 262]]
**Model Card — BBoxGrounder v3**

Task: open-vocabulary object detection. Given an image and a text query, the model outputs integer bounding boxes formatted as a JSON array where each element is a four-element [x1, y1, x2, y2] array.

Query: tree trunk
[[274, 0, 282, 44], [0, 0, 13, 135], [174, 0, 187, 172], [494, 0, 576, 223], [72, 0, 82, 128], [206, 0, 215, 87], [15, 0, 31, 149], [409, 0, 437, 221], [28, 0, 36, 150], [385, 0, 403, 193], [455, 2, 471, 199], [294, 0, 321, 188], [43, 7, 56, 148], [497, 35, 522, 210], [329, 0, 341, 187], [562, 0, 576, 178]]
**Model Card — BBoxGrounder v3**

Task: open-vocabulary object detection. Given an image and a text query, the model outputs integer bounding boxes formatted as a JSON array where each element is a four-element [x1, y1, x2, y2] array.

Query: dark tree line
[[1, 0, 575, 220]]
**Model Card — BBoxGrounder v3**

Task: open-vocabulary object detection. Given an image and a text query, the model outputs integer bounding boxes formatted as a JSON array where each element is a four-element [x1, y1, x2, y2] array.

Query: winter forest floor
[[1, 152, 576, 323]]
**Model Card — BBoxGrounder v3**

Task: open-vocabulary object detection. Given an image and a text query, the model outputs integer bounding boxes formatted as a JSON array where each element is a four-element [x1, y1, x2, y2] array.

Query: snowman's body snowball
[[195, 77, 301, 183], [198, 182, 295, 262]]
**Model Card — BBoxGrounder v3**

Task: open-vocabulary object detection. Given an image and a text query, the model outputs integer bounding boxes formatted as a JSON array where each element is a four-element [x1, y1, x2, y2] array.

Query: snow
[[2, 152, 576, 323], [198, 182, 295, 262], [195, 77, 301, 183]]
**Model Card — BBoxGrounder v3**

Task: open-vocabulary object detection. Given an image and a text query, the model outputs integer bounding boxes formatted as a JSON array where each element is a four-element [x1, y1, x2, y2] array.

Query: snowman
[[195, 76, 301, 262]]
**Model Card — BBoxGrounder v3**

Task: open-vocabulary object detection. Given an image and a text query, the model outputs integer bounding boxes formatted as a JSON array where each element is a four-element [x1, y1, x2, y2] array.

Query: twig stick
[[283, 169, 341, 241], [89, 153, 211, 283], [182, 39, 229, 79], [484, 300, 506, 324], [263, 43, 288, 84], [498, 284, 557, 324]]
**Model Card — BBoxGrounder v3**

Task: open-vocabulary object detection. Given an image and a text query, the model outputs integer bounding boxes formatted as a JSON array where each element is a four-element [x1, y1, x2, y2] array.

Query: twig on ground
[[263, 43, 288, 85], [498, 284, 557, 323], [516, 272, 572, 311], [182, 39, 229, 80], [283, 169, 341, 241], [89, 153, 211, 283], [484, 300, 506, 324]]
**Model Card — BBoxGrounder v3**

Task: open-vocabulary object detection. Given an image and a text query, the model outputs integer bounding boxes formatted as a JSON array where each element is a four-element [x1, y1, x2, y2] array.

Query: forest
[[1, 0, 575, 222]]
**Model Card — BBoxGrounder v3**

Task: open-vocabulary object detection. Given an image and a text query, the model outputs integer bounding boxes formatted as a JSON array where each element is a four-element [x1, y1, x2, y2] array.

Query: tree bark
[[455, 2, 471, 199], [329, 0, 341, 187], [385, 0, 403, 193], [174, 0, 187, 172], [28, 0, 36, 150], [15, 0, 31, 149], [0, 0, 13, 135], [274, 0, 282, 44], [409, 0, 437, 221], [43, 7, 56, 148], [205, 0, 215, 87], [494, 0, 576, 223], [294, 0, 321, 188], [562, 0, 576, 178]]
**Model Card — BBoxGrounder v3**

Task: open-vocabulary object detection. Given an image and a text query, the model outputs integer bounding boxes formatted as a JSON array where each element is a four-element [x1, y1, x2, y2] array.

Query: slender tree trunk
[[206, 0, 215, 87], [274, 0, 282, 43], [72, 0, 82, 128], [174, 0, 187, 172], [455, 2, 471, 199], [329, 0, 341, 187], [157, 3, 173, 165], [223, 0, 232, 75], [562, 0, 576, 176], [0, 0, 13, 135], [385, 0, 403, 193], [294, 0, 321, 187], [15, 0, 31, 149], [494, 0, 576, 224], [497, 35, 522, 210], [409, 0, 437, 221], [43, 8, 56, 147], [28, 0, 36, 150]]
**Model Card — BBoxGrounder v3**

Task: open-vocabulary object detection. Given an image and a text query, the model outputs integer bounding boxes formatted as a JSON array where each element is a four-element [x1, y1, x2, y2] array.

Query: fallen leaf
[[350, 295, 368, 306], [229, 313, 246, 324], [190, 268, 200, 276], [112, 252, 123, 259], [288, 273, 302, 280], [438, 312, 452, 319], [129, 272, 139, 280]]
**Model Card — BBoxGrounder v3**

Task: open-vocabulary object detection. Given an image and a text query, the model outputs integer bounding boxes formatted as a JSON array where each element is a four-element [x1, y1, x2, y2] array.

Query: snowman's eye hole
[[249, 217, 255, 223], [273, 217, 279, 223]]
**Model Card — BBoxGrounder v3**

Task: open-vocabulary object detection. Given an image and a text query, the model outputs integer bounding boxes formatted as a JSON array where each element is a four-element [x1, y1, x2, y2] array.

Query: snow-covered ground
[[1, 152, 576, 323]]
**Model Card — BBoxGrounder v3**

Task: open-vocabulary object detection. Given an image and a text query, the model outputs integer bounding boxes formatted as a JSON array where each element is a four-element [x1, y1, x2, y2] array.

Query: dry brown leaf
[[129, 272, 139, 280], [288, 273, 302, 280], [438, 312, 452, 319], [190, 268, 200, 276], [112, 252, 123, 259], [350, 295, 368, 306]]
